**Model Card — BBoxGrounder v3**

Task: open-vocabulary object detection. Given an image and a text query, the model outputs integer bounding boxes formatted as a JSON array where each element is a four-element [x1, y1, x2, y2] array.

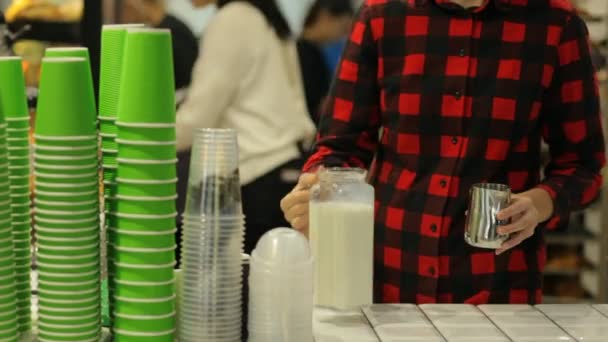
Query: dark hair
[[217, 0, 291, 40], [304, 0, 354, 28]]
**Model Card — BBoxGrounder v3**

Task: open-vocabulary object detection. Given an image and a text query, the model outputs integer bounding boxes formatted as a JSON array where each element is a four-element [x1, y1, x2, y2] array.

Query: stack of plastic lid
[[0, 93, 19, 342], [179, 128, 245, 342], [0, 56, 32, 334], [33, 57, 101, 342], [108, 28, 177, 342], [248, 228, 313, 341]]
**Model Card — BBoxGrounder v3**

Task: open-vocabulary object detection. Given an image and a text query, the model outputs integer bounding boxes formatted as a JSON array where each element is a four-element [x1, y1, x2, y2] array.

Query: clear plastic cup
[[183, 129, 242, 218]]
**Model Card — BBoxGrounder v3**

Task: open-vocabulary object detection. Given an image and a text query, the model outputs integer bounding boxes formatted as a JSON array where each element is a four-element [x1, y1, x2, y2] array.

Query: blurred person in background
[[298, 0, 353, 123], [177, 0, 316, 253], [120, 0, 198, 90]]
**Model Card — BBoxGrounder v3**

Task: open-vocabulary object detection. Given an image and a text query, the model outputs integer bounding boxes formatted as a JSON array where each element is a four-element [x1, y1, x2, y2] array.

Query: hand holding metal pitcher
[[465, 183, 511, 249]]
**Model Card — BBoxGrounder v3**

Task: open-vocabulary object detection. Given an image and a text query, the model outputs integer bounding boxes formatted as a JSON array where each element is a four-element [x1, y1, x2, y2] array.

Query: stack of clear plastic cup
[[33, 57, 101, 342], [179, 128, 245, 342], [0, 56, 32, 333], [248, 228, 313, 342], [109, 28, 177, 342]]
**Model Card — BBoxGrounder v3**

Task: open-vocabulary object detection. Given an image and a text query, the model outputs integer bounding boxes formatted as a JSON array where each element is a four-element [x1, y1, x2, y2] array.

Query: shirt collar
[[414, 0, 516, 13]]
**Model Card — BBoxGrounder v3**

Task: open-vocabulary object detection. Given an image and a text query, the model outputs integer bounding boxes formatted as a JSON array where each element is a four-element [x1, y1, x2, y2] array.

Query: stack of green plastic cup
[[0, 92, 19, 342], [110, 28, 176, 342], [99, 24, 144, 203], [0, 56, 32, 334], [34, 57, 102, 342]]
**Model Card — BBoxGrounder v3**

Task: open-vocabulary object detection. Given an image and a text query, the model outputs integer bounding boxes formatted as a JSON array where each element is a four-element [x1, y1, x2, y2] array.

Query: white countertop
[[314, 304, 608, 342]]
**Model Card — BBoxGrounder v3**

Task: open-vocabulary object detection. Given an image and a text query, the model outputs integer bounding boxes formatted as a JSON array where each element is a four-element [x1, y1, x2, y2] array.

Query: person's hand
[[495, 194, 541, 255], [280, 172, 319, 237]]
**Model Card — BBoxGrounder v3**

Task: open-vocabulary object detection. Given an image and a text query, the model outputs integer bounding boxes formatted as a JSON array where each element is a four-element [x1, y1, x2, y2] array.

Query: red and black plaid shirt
[[304, 0, 606, 304]]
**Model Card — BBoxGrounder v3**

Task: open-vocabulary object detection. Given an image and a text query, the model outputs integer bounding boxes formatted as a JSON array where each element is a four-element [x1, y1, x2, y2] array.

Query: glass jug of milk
[[309, 167, 374, 310]]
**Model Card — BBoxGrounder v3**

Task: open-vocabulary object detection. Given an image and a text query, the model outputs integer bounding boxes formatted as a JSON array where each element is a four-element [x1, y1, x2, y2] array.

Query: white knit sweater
[[176, 2, 316, 185]]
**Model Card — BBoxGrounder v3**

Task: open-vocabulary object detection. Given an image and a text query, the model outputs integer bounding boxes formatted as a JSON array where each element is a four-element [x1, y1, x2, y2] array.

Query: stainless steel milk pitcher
[[465, 183, 511, 249]]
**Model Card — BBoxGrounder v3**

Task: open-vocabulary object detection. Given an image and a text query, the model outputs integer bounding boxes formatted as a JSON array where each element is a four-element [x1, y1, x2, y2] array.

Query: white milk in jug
[[309, 168, 374, 310]]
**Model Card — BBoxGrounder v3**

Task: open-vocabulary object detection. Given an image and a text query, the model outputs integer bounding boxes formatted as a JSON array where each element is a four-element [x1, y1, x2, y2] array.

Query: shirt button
[[459, 48, 466, 57], [455, 91, 462, 99], [440, 179, 447, 188], [429, 266, 436, 276], [430, 224, 438, 233], [451, 137, 458, 145]]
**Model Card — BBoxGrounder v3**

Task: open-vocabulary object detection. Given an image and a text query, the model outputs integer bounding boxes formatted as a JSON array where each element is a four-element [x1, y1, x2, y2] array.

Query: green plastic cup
[[38, 296, 99, 308], [0, 57, 28, 120], [117, 140, 175, 160], [117, 28, 175, 124], [99, 118, 118, 135], [115, 181, 176, 198], [34, 162, 98, 176], [38, 268, 99, 284], [102, 151, 118, 166], [38, 284, 99, 303], [7, 148, 28, 159], [109, 261, 175, 283], [36, 230, 99, 246], [108, 228, 175, 249], [34, 169, 98, 184], [38, 317, 99, 335], [34, 135, 97, 147], [33, 215, 98, 230], [43, 47, 94, 96], [117, 124, 176, 142], [8, 175, 29, 187], [110, 196, 176, 216], [35, 58, 97, 137], [113, 313, 174, 333], [116, 161, 176, 182], [112, 295, 175, 316], [38, 328, 100, 342], [34, 184, 98, 198], [101, 134, 118, 150], [12, 220, 30, 231], [38, 277, 99, 293], [35, 191, 98, 204], [34, 154, 98, 167], [109, 244, 175, 265], [38, 304, 100, 322], [0, 326, 18, 341], [7, 156, 27, 167], [35, 201, 97, 213], [13, 248, 30, 260], [37, 235, 99, 249], [113, 329, 174, 342], [6, 118, 30, 130], [110, 277, 174, 299], [44, 47, 90, 63], [105, 210, 176, 231], [99, 24, 145, 119], [34, 143, 97, 157], [6, 137, 28, 148]]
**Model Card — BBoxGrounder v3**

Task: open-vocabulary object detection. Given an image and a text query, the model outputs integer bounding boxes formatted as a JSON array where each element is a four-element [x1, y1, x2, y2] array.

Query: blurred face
[[120, 0, 145, 24], [318, 11, 352, 44], [191, 0, 216, 8]]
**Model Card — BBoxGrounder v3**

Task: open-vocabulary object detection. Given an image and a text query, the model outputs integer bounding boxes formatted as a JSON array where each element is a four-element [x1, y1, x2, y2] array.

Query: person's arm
[[303, 3, 381, 172], [496, 14, 605, 254], [536, 14, 606, 229], [175, 4, 260, 151]]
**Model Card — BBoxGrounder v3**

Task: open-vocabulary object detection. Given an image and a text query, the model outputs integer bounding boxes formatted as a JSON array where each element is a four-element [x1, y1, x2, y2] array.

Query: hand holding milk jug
[[308, 167, 374, 310]]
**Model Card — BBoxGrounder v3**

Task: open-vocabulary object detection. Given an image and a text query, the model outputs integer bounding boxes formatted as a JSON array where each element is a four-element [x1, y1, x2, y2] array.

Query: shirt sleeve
[[175, 4, 259, 151], [303, 3, 381, 172], [537, 14, 606, 229]]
